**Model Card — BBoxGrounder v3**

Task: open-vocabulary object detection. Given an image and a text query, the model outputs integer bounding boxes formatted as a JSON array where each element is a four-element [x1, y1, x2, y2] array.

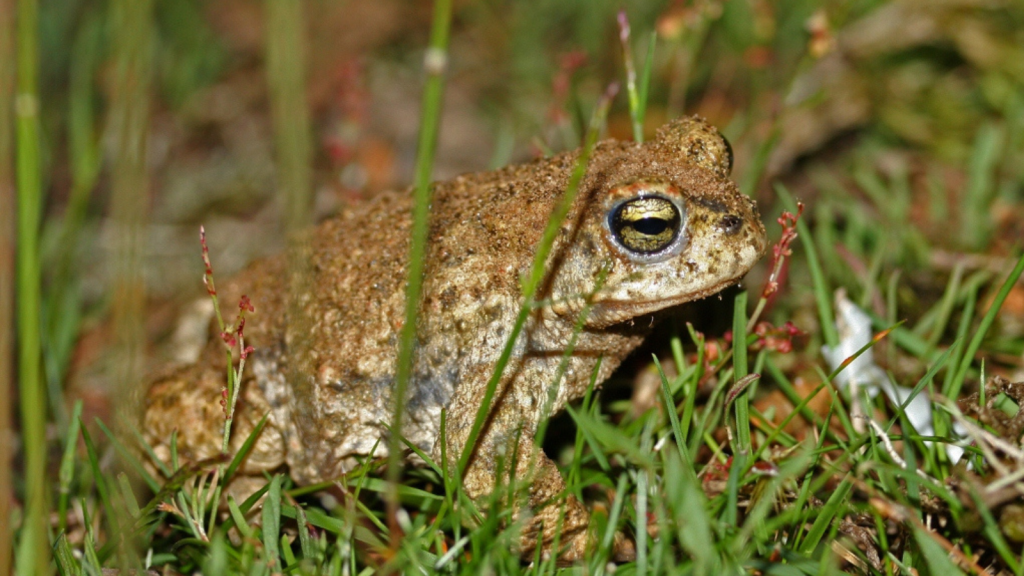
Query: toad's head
[[548, 116, 767, 328]]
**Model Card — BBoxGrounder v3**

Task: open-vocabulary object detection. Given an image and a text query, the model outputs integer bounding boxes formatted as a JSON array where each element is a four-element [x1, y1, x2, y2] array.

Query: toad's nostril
[[719, 214, 743, 235]]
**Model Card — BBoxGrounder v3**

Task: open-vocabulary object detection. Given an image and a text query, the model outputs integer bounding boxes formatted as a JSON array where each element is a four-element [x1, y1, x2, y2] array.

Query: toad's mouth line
[[585, 274, 753, 327]]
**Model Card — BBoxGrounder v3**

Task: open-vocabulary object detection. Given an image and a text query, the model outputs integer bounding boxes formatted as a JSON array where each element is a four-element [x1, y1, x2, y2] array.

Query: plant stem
[[266, 0, 313, 236], [0, 0, 15, 572], [265, 0, 315, 485], [109, 0, 153, 438], [389, 0, 453, 531], [14, 0, 46, 569]]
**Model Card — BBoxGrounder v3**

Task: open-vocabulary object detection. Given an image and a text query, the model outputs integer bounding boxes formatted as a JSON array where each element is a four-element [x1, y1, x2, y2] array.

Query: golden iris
[[610, 197, 681, 254]]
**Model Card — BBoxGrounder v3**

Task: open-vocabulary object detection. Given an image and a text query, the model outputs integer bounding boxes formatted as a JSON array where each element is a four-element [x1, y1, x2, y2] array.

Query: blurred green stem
[[389, 0, 453, 532], [961, 123, 1004, 251], [14, 0, 46, 570], [264, 0, 315, 511], [109, 0, 153, 413], [266, 0, 312, 235], [108, 0, 154, 564], [0, 0, 14, 573]]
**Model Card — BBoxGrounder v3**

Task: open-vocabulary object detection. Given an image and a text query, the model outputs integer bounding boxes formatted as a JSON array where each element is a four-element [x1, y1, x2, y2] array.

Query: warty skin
[[142, 116, 767, 561]]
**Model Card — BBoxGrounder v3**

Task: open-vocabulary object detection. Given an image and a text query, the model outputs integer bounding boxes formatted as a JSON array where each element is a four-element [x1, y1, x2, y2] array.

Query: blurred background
[[3, 0, 1024, 570]]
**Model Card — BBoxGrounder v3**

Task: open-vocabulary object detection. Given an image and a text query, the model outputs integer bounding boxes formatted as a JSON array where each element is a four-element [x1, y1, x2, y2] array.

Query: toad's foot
[[436, 364, 634, 563]]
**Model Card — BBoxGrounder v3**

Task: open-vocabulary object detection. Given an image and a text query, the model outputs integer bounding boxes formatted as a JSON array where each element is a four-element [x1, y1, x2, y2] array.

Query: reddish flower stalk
[[199, 226, 257, 449], [746, 204, 804, 332], [201, 226, 230, 339], [221, 297, 255, 422], [200, 226, 215, 293], [763, 205, 804, 299], [750, 320, 804, 354]]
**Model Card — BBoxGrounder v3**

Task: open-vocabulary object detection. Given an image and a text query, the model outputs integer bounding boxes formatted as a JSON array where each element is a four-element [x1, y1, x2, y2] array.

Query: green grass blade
[[764, 357, 825, 430], [265, 0, 312, 234], [80, 424, 122, 565], [14, 0, 46, 569], [456, 86, 617, 477], [58, 400, 83, 533], [226, 496, 254, 541], [948, 250, 1024, 399], [655, 355, 688, 463], [52, 533, 81, 576], [912, 527, 965, 575], [732, 290, 752, 452], [665, 448, 718, 574], [262, 474, 282, 571], [941, 286, 977, 401], [0, 0, 14, 569], [637, 31, 656, 132], [296, 503, 314, 563], [617, 11, 642, 143], [966, 488, 1021, 573], [388, 0, 453, 516], [345, 477, 444, 506], [281, 533, 296, 567], [596, 474, 629, 567], [94, 418, 159, 493], [223, 413, 268, 482], [750, 379, 827, 466], [724, 449, 744, 527], [923, 263, 963, 353], [204, 532, 229, 575], [123, 423, 170, 479], [739, 129, 780, 198], [799, 476, 852, 555], [117, 473, 141, 518], [682, 326, 706, 448], [826, 322, 903, 383], [885, 344, 956, 436], [960, 122, 1004, 250], [108, 0, 154, 470], [635, 416, 654, 576]]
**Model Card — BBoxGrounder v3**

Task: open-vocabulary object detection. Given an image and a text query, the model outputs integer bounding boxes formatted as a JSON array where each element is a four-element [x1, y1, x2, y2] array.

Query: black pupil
[[633, 218, 668, 236]]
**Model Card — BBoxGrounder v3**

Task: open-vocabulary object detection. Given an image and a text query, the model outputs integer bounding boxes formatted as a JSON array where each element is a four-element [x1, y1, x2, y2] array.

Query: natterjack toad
[[143, 116, 767, 561]]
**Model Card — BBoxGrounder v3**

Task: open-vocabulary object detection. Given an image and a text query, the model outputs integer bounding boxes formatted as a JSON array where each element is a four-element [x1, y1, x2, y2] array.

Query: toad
[[143, 116, 767, 561]]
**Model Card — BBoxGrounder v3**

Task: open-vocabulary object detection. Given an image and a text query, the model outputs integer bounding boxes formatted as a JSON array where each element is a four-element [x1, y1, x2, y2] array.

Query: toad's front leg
[[142, 362, 287, 495], [434, 363, 634, 563]]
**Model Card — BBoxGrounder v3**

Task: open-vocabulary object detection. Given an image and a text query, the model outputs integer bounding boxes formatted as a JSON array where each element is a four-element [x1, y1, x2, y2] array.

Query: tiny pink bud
[[617, 10, 631, 42]]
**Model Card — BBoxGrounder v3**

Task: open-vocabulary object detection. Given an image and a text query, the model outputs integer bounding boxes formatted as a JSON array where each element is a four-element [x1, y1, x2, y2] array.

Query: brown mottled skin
[[143, 116, 767, 561]]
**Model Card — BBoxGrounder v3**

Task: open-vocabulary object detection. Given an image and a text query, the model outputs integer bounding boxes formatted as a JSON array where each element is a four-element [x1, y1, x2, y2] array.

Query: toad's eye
[[609, 196, 683, 255]]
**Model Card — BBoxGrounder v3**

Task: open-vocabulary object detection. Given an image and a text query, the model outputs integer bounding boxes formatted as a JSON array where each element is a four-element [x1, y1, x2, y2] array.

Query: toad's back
[[144, 147, 585, 478]]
